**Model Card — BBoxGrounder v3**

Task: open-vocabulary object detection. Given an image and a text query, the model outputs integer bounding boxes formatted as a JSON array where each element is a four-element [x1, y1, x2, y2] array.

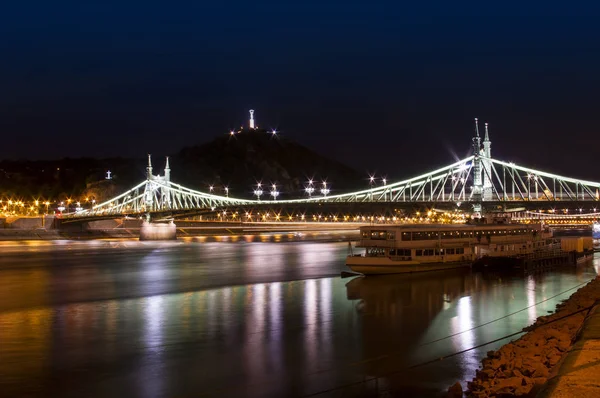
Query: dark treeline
[[0, 131, 366, 202]]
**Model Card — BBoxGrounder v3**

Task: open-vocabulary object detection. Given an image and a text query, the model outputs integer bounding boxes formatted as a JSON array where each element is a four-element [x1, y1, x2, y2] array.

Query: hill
[[0, 130, 366, 202], [170, 129, 365, 198]]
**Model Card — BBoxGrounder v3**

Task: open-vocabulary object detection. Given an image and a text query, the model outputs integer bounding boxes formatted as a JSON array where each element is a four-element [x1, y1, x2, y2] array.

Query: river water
[[0, 234, 598, 398]]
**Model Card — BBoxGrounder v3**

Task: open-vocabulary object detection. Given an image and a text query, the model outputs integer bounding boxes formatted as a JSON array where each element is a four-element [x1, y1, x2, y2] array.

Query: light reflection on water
[[0, 240, 597, 397]]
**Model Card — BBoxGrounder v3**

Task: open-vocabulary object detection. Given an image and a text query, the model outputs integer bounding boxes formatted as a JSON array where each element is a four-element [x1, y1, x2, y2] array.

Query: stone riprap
[[450, 276, 600, 398]]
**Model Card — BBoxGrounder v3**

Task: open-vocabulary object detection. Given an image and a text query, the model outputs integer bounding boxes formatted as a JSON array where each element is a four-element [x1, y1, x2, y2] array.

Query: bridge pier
[[139, 221, 177, 241]]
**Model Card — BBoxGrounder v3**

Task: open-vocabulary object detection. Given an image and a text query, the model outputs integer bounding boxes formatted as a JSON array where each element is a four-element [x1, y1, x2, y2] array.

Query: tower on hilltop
[[249, 109, 255, 129]]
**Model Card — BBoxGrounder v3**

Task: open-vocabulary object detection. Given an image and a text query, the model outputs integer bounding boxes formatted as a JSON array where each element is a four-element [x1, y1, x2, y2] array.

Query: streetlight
[[271, 184, 279, 200], [305, 179, 315, 198], [321, 181, 330, 197], [254, 183, 263, 201], [369, 174, 375, 201]]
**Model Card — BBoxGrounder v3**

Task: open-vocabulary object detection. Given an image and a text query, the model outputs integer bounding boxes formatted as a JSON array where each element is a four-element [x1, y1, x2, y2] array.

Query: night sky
[[2, 2, 600, 181]]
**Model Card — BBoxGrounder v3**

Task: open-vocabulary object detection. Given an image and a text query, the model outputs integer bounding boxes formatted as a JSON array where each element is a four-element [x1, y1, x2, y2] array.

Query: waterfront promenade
[[540, 303, 600, 397]]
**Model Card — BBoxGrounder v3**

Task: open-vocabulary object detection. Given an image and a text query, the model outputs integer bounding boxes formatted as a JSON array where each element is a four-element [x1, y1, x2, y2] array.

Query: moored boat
[[347, 220, 554, 275]]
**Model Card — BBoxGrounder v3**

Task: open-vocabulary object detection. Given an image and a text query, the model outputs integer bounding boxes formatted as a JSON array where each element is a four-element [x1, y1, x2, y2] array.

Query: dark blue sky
[[1, 2, 600, 180]]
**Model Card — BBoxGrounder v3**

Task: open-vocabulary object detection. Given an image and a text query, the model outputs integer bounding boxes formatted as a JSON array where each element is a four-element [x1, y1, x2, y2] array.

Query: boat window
[[455, 248, 464, 254], [370, 230, 387, 240], [446, 248, 455, 254], [423, 249, 434, 256], [392, 249, 411, 256], [402, 232, 411, 241], [362, 231, 369, 238], [387, 231, 395, 240], [367, 247, 386, 256], [416, 249, 423, 256]]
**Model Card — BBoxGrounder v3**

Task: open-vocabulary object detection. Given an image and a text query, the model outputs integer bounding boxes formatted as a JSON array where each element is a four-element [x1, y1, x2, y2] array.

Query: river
[[0, 234, 598, 397]]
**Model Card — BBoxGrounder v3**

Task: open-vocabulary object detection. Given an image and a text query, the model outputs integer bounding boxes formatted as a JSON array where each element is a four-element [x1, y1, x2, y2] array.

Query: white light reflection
[[304, 279, 318, 369], [319, 279, 333, 360], [527, 276, 537, 324], [254, 284, 266, 331], [145, 295, 164, 351], [269, 283, 282, 342], [141, 295, 165, 397], [451, 296, 474, 353], [244, 283, 267, 382], [267, 282, 284, 376]]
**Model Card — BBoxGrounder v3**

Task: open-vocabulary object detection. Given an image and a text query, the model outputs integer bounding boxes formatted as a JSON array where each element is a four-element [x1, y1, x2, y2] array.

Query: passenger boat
[[346, 221, 553, 275]]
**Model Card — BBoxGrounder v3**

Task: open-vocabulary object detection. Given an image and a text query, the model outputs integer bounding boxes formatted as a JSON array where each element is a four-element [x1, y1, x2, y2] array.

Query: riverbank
[[0, 224, 362, 241], [450, 275, 600, 397]]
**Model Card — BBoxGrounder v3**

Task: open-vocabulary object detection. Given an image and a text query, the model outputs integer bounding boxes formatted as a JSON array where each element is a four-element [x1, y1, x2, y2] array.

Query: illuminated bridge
[[62, 119, 600, 224]]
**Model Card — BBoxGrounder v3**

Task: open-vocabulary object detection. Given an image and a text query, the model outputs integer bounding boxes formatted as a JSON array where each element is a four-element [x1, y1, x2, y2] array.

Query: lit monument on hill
[[249, 109, 255, 129]]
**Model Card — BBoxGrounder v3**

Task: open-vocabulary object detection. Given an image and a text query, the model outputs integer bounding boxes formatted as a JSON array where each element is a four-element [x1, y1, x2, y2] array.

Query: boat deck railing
[[516, 243, 566, 260]]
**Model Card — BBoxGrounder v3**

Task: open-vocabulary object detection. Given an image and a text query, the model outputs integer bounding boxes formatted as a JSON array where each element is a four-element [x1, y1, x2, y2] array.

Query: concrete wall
[[140, 221, 177, 240], [88, 219, 121, 229]]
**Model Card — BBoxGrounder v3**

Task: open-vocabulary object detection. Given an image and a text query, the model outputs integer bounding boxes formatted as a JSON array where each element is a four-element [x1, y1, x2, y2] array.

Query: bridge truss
[[63, 125, 600, 221]]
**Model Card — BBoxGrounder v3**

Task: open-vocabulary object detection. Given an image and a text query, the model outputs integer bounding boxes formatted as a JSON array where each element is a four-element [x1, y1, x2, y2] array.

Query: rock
[[548, 353, 562, 367], [511, 369, 524, 378], [532, 377, 547, 386], [544, 328, 570, 341], [446, 382, 462, 398], [532, 363, 549, 378], [491, 376, 522, 395], [557, 339, 571, 352]]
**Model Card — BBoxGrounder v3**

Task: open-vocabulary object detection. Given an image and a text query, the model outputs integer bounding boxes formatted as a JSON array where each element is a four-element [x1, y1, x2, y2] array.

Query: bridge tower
[[161, 157, 171, 209], [482, 122, 493, 201], [140, 154, 176, 240], [146, 153, 153, 180], [164, 156, 171, 183], [471, 118, 483, 217], [144, 154, 155, 217]]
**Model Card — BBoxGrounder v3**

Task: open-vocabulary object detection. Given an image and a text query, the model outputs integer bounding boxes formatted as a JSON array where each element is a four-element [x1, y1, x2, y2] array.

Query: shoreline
[[0, 225, 362, 241], [448, 274, 600, 397]]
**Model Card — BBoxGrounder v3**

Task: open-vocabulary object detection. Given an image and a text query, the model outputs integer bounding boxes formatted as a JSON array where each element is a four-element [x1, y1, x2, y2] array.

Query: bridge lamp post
[[321, 181, 330, 197], [305, 179, 315, 198], [224, 187, 229, 197], [369, 175, 375, 201], [209, 185, 214, 194], [254, 183, 263, 201], [382, 178, 387, 201], [271, 184, 279, 201]]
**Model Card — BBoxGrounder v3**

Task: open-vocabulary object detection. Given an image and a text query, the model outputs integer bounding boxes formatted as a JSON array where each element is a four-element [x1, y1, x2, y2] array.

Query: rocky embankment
[[448, 276, 600, 398]]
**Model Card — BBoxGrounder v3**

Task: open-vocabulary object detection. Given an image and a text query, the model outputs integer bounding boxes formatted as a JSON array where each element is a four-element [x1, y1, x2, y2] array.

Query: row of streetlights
[[0, 197, 98, 216], [208, 175, 393, 201], [207, 180, 334, 201]]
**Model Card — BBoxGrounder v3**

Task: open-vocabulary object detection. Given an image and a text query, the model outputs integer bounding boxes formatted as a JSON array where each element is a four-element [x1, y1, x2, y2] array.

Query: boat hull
[[345, 256, 472, 275]]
